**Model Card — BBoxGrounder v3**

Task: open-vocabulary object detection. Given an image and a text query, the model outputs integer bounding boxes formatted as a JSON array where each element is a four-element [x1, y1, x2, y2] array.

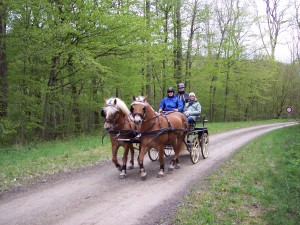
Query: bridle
[[130, 101, 147, 120], [101, 105, 120, 128]]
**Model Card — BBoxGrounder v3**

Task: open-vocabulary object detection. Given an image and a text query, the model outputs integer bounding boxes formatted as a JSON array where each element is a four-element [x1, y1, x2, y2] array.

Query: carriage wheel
[[164, 145, 173, 157], [148, 148, 159, 161], [201, 133, 209, 159], [190, 137, 201, 164]]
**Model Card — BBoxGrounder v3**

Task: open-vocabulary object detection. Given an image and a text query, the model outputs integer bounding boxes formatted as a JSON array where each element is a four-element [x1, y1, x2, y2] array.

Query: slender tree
[[257, 0, 289, 60], [173, 0, 183, 81], [0, 0, 8, 118]]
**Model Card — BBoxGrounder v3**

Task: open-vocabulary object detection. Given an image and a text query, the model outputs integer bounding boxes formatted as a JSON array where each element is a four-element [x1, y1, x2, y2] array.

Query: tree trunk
[[145, 0, 152, 101], [42, 55, 59, 139], [174, 0, 182, 81], [185, 0, 198, 87], [0, 2, 8, 118], [71, 84, 81, 134]]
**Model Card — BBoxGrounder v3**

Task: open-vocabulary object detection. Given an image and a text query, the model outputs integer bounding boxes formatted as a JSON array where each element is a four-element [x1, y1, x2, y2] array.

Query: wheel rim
[[201, 133, 209, 159], [148, 148, 158, 161], [190, 137, 200, 164]]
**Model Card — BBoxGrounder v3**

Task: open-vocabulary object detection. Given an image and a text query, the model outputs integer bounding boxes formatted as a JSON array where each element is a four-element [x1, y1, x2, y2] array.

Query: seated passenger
[[158, 87, 184, 113], [183, 92, 201, 123]]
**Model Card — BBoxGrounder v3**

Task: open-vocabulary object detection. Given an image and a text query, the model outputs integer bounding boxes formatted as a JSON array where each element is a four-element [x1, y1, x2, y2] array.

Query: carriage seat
[[188, 116, 200, 131]]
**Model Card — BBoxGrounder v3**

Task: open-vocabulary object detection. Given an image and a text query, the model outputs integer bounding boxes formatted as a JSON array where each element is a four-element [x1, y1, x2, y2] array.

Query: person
[[176, 83, 189, 104], [183, 92, 201, 123], [158, 87, 184, 113]]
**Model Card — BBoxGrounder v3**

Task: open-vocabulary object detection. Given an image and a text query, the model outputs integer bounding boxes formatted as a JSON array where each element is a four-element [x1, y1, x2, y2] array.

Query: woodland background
[[0, 0, 299, 145]]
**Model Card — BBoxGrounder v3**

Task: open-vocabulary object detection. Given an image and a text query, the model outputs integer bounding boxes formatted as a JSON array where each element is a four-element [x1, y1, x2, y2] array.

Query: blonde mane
[[133, 96, 156, 114], [105, 97, 131, 116]]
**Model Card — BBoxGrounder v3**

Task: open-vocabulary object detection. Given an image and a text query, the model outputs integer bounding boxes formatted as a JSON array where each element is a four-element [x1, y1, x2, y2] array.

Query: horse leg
[[175, 158, 180, 169], [119, 144, 130, 179], [127, 144, 135, 170], [168, 145, 178, 172], [170, 138, 184, 171], [136, 144, 141, 164], [111, 144, 122, 171], [157, 148, 165, 178], [138, 149, 147, 180], [168, 159, 176, 172], [174, 140, 181, 169]]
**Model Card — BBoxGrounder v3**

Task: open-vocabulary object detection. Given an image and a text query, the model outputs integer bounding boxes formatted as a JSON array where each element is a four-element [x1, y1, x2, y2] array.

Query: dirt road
[[0, 122, 297, 225]]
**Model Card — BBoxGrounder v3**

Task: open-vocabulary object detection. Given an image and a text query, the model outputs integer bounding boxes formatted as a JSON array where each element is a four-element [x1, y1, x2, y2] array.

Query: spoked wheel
[[164, 145, 173, 157], [190, 137, 201, 164], [148, 148, 158, 161], [201, 133, 209, 159]]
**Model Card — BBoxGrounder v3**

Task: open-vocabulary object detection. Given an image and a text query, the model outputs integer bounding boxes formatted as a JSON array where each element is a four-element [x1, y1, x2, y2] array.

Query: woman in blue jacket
[[158, 87, 184, 113]]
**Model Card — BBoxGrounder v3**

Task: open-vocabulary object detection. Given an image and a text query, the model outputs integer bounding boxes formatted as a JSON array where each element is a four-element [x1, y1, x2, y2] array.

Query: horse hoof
[[141, 175, 147, 181], [119, 174, 126, 179], [157, 173, 164, 178], [119, 170, 126, 179], [127, 165, 134, 170], [168, 168, 174, 173], [175, 164, 181, 169]]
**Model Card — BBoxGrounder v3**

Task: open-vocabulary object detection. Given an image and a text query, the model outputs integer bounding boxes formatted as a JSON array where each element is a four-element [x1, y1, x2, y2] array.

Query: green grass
[[0, 135, 113, 192], [173, 124, 300, 225], [0, 119, 297, 193]]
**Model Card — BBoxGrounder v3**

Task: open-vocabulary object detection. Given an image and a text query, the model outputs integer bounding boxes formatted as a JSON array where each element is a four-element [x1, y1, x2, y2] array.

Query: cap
[[189, 92, 196, 97], [178, 83, 185, 88], [167, 87, 175, 93]]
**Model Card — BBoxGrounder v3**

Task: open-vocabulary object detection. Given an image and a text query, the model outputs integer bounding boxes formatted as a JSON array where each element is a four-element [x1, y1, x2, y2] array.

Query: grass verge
[[0, 135, 113, 192], [173, 124, 300, 225]]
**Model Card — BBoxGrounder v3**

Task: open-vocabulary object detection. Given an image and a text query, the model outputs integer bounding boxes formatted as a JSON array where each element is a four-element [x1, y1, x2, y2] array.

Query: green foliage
[[0, 118, 19, 145], [1, 0, 299, 145]]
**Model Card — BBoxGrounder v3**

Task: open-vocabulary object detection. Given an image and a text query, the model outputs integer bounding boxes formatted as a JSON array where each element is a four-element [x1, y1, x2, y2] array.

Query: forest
[[0, 0, 299, 145]]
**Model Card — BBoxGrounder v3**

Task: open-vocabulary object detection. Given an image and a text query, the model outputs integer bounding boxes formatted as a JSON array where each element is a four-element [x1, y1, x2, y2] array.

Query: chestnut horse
[[101, 97, 139, 178], [130, 96, 188, 180]]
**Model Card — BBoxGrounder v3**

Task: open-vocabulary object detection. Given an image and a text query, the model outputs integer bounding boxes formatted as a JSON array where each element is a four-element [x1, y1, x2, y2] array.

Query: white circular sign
[[286, 106, 292, 113]]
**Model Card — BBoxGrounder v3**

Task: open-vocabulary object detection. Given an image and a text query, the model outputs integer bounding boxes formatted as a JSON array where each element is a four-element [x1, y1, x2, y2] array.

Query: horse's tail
[[179, 134, 187, 154]]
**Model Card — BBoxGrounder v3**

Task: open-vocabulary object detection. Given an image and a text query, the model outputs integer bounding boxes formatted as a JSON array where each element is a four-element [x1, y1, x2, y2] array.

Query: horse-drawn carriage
[[101, 96, 209, 180], [147, 117, 209, 164]]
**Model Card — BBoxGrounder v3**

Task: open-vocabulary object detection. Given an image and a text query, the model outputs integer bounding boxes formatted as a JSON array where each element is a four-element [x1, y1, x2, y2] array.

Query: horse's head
[[130, 95, 151, 125], [101, 98, 120, 130], [101, 97, 131, 131]]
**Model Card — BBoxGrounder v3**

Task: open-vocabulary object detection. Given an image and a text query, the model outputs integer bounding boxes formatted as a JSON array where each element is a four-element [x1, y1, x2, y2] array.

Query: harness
[[101, 109, 139, 144], [130, 99, 188, 143], [139, 112, 188, 142]]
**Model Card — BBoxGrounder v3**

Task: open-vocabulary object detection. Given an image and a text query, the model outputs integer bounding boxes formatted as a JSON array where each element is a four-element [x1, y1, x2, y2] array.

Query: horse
[[130, 95, 188, 180], [101, 97, 139, 178]]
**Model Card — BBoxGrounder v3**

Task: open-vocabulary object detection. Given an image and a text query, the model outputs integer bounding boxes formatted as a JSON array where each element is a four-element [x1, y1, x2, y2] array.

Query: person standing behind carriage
[[183, 92, 201, 123], [158, 87, 184, 113], [176, 83, 189, 104]]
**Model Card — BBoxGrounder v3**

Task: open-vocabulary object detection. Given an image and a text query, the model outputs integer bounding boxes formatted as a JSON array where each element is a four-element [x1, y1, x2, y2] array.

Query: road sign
[[286, 106, 293, 113]]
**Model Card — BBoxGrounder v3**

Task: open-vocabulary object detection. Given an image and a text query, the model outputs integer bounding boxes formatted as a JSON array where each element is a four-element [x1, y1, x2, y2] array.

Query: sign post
[[286, 106, 293, 119]]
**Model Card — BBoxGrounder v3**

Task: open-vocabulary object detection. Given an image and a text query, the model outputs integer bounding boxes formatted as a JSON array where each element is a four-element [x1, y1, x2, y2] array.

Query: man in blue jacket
[[158, 87, 184, 113]]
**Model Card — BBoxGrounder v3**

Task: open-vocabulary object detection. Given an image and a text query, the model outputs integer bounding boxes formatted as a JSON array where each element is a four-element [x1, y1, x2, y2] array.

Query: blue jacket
[[159, 96, 184, 112]]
